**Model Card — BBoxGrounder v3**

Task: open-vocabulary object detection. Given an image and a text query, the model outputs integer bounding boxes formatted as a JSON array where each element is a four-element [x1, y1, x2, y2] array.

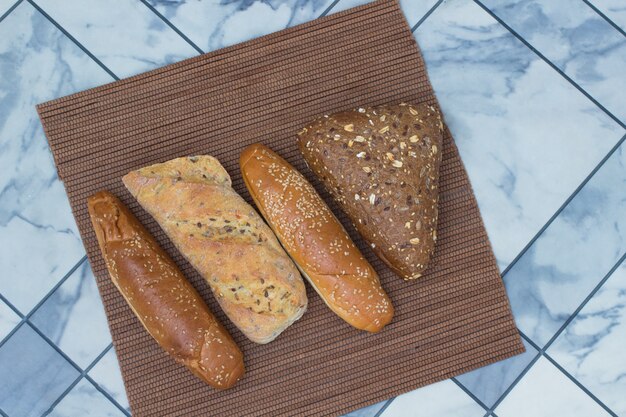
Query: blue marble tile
[[331, 0, 439, 25], [343, 400, 386, 417], [0, 0, 16, 16], [413, 0, 624, 270], [88, 347, 130, 411], [456, 337, 538, 408], [380, 380, 485, 416], [481, 0, 626, 123], [505, 141, 626, 346], [0, 299, 20, 342], [146, 0, 336, 53], [590, 0, 626, 30], [0, 324, 79, 417], [0, 2, 113, 314], [495, 357, 611, 417], [30, 261, 112, 368], [35, 0, 198, 78], [548, 259, 626, 416], [49, 378, 126, 417]]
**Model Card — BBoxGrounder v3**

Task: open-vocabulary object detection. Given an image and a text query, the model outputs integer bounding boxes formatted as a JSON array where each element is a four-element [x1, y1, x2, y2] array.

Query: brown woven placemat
[[36, 1, 524, 415]]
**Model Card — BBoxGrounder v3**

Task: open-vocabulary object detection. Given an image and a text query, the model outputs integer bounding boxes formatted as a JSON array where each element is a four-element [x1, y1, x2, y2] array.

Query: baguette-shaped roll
[[240, 144, 394, 332], [87, 191, 244, 389], [123, 156, 307, 344]]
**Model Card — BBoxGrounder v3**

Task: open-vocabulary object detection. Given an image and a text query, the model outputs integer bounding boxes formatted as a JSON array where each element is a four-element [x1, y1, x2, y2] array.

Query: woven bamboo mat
[[36, 1, 524, 415]]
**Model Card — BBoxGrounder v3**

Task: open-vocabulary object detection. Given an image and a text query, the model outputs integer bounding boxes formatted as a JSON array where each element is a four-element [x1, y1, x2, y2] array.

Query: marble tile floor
[[0, 0, 624, 416]]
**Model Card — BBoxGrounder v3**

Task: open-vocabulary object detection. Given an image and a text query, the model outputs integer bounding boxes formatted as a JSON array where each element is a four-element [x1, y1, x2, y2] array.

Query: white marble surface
[[147, 0, 335, 53], [0, 1, 112, 314], [0, 324, 79, 417], [504, 139, 626, 345], [0, 0, 15, 17], [331, 0, 438, 22], [495, 357, 612, 417], [456, 337, 538, 408], [30, 260, 111, 368], [414, 0, 624, 271], [88, 347, 130, 412], [50, 379, 126, 417], [590, 0, 626, 30], [0, 300, 20, 341], [380, 380, 485, 416], [549, 259, 626, 416], [36, 0, 198, 78], [482, 0, 626, 123], [0, 0, 624, 415]]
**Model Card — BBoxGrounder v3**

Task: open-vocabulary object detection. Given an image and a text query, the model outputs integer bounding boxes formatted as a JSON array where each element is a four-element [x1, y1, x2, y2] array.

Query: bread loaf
[[87, 191, 244, 389], [240, 144, 393, 332], [298, 103, 444, 280], [123, 156, 307, 344]]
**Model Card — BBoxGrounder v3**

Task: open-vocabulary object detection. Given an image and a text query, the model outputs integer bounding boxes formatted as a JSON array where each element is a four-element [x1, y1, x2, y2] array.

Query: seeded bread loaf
[[123, 156, 307, 344], [87, 191, 244, 389], [298, 103, 444, 280], [240, 144, 394, 332]]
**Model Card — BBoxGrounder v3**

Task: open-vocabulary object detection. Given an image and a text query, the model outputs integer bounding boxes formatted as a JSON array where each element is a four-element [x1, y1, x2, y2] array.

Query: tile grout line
[[411, 0, 445, 32], [482, 250, 626, 414], [1, 265, 128, 417], [542, 353, 618, 417], [26, 0, 119, 80], [23, 321, 131, 416], [137, 0, 204, 54], [455, 132, 626, 412], [137, 0, 342, 56], [582, 0, 626, 38], [451, 376, 490, 411], [0, 0, 23, 23], [543, 250, 626, 351], [472, 0, 626, 130], [485, 347, 542, 414], [84, 372, 131, 416], [500, 132, 626, 278], [0, 255, 87, 349], [319, 0, 342, 17], [372, 398, 395, 417], [517, 331, 541, 351], [517, 330, 619, 417], [41, 343, 115, 416]]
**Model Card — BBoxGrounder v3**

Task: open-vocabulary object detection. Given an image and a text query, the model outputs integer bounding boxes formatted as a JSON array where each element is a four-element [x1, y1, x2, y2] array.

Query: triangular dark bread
[[298, 103, 444, 280]]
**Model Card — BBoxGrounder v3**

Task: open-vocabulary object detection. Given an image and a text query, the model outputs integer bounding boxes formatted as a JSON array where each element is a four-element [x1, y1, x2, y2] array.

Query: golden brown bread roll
[[87, 191, 244, 389], [298, 103, 444, 280], [122, 156, 307, 344], [240, 144, 394, 332]]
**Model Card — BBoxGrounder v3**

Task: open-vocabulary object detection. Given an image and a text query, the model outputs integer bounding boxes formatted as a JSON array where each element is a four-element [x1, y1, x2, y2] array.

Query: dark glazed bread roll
[[88, 191, 245, 389]]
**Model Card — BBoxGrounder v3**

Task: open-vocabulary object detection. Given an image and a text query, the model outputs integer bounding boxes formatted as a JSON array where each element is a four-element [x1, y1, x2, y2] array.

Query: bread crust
[[298, 103, 444, 280], [240, 144, 393, 332], [87, 191, 244, 389], [123, 156, 307, 344]]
